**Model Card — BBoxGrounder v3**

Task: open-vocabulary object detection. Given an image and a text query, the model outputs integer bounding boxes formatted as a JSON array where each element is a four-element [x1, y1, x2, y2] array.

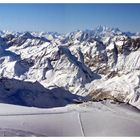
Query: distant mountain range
[[0, 26, 140, 109]]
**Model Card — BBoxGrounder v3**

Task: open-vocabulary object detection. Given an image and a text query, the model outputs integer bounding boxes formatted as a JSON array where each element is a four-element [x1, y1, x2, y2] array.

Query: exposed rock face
[[0, 26, 140, 109]]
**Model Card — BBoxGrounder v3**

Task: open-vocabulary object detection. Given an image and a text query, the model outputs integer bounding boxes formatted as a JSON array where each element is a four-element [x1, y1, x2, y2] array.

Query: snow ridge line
[[0, 110, 74, 117]]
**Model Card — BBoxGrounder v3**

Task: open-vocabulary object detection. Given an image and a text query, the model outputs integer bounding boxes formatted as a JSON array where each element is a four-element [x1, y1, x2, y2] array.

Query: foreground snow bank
[[0, 102, 140, 136]]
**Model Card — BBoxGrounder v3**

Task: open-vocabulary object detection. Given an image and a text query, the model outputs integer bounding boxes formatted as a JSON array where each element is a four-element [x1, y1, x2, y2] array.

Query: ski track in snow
[[77, 112, 85, 136]]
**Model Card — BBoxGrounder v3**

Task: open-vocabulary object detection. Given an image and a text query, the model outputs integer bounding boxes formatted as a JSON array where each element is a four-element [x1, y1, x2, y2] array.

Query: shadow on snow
[[0, 78, 84, 108]]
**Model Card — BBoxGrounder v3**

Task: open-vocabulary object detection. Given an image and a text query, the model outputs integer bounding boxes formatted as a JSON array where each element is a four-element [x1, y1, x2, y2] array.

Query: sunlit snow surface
[[0, 27, 140, 136], [0, 102, 140, 137]]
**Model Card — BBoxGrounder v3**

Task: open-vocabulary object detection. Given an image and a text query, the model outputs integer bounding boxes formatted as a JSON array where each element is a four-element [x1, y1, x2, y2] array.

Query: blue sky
[[0, 4, 140, 33]]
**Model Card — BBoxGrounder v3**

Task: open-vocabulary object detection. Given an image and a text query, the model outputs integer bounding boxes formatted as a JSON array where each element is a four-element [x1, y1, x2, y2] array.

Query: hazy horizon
[[0, 4, 140, 33]]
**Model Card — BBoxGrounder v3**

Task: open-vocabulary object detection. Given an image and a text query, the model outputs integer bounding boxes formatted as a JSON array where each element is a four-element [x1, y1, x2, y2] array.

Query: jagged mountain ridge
[[0, 26, 140, 109]]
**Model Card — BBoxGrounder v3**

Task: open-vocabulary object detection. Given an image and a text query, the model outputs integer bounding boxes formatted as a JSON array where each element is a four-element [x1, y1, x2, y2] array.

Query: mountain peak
[[94, 25, 121, 33]]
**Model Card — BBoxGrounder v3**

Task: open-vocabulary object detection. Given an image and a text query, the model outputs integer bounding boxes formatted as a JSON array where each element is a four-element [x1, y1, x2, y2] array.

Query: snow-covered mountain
[[0, 26, 140, 109]]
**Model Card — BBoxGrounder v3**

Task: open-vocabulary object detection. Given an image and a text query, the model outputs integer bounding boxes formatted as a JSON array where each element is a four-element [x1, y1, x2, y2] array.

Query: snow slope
[[0, 102, 140, 136], [0, 27, 140, 110]]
